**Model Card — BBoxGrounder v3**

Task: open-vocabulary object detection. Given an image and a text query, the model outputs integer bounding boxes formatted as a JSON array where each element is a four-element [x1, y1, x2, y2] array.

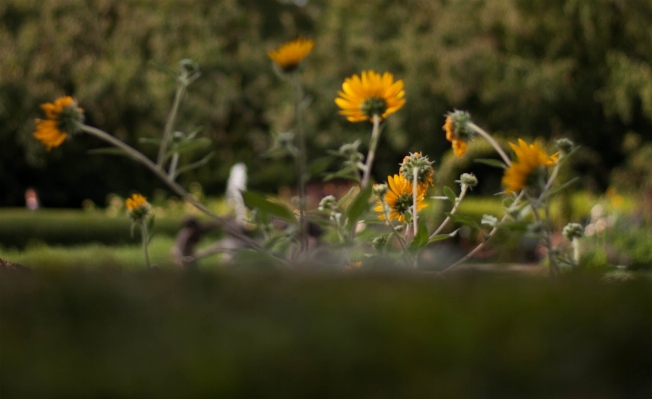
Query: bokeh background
[[2, 0, 652, 207]]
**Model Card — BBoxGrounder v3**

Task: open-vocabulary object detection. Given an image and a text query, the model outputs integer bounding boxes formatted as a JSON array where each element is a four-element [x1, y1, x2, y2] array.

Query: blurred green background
[[2, 0, 652, 207]]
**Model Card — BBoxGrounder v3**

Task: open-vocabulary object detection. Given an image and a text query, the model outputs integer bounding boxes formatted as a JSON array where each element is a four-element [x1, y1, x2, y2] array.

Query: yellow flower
[[267, 38, 314, 72], [443, 113, 470, 157], [125, 193, 150, 220], [374, 174, 427, 222], [33, 96, 84, 151], [502, 139, 559, 194], [335, 70, 405, 122]]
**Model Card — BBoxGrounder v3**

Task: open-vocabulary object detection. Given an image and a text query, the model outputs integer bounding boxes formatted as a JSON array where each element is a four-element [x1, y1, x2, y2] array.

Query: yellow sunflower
[[502, 139, 559, 194], [125, 193, 150, 220], [267, 38, 314, 72], [374, 174, 427, 223], [33, 96, 84, 151], [335, 70, 406, 122], [443, 114, 469, 157]]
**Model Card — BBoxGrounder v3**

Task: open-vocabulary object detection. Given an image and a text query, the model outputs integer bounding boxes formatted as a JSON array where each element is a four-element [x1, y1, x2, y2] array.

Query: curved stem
[[81, 124, 266, 253], [361, 115, 381, 188], [429, 185, 468, 239], [469, 123, 511, 166], [440, 191, 525, 275]]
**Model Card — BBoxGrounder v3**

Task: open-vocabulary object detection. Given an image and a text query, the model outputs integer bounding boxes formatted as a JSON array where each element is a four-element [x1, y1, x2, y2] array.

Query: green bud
[[562, 222, 584, 241], [459, 173, 478, 188], [400, 152, 434, 186], [373, 183, 388, 198], [318, 195, 336, 211], [555, 138, 574, 157]]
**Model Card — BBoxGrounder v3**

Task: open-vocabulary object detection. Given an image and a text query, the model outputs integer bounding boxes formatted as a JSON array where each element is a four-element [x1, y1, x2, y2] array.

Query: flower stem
[[412, 167, 419, 236], [529, 197, 560, 277], [157, 83, 186, 168], [80, 124, 268, 254], [361, 115, 381, 188], [440, 191, 525, 275], [469, 123, 511, 166], [290, 73, 308, 254], [140, 220, 151, 269], [430, 185, 468, 239]]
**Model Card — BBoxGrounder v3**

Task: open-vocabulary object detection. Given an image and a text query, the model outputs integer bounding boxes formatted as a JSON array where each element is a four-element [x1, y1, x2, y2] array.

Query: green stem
[[157, 83, 186, 168], [528, 197, 559, 277], [440, 191, 525, 275], [291, 73, 308, 254], [412, 167, 419, 236], [469, 123, 511, 166], [361, 115, 381, 188], [430, 185, 468, 239], [80, 124, 267, 253], [381, 204, 412, 266], [140, 220, 151, 269]]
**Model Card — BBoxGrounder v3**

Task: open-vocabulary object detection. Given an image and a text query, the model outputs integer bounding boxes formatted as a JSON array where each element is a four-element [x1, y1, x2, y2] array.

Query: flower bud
[[318, 195, 336, 211], [562, 223, 584, 241], [399, 152, 434, 187], [555, 138, 574, 158], [459, 173, 478, 188], [373, 183, 388, 198]]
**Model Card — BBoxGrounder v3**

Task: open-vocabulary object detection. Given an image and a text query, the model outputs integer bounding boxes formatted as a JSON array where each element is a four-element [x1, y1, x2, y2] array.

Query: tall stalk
[[361, 115, 381, 188]]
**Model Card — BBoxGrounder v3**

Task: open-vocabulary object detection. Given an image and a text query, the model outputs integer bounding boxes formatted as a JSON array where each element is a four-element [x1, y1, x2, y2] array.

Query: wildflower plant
[[31, 40, 582, 275]]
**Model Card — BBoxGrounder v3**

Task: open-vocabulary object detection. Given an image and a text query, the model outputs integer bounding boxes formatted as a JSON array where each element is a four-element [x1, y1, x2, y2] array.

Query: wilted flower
[[33, 96, 84, 151], [443, 110, 474, 157]]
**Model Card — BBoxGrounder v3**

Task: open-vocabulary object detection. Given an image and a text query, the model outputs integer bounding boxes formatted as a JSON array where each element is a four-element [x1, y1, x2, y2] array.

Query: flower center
[[361, 96, 387, 118], [394, 194, 414, 215]]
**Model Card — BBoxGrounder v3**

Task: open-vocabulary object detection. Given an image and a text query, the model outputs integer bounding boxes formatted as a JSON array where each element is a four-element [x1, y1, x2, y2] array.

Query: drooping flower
[[125, 193, 151, 221], [335, 71, 405, 122], [399, 152, 434, 188], [502, 139, 559, 194], [443, 110, 474, 157], [33, 96, 84, 151], [374, 174, 427, 223], [267, 38, 314, 72]]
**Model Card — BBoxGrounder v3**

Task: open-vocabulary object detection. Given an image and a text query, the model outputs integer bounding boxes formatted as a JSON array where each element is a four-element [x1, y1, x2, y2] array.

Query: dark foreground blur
[[2, 270, 652, 398]]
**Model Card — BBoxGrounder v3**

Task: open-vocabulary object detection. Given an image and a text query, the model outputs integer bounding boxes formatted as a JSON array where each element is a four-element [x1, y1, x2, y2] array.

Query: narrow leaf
[[449, 213, 483, 232], [544, 177, 579, 198], [443, 186, 457, 204], [88, 148, 130, 157], [174, 152, 215, 177], [408, 219, 429, 250], [475, 158, 508, 169], [345, 184, 373, 231], [242, 191, 296, 224], [428, 228, 460, 244]]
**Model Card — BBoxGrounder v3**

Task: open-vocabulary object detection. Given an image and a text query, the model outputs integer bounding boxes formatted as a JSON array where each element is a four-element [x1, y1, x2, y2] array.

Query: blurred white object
[[226, 163, 247, 226]]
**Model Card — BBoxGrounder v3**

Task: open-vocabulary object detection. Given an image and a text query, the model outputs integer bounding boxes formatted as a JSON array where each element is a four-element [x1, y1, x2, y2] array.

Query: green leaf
[[138, 138, 162, 145], [309, 156, 334, 176], [443, 186, 457, 204], [449, 213, 483, 232], [174, 152, 215, 177], [169, 137, 212, 155], [323, 167, 359, 182], [474, 158, 508, 169], [428, 228, 460, 244], [242, 191, 296, 224], [148, 60, 178, 78], [345, 185, 373, 231], [544, 177, 579, 198], [408, 219, 429, 250], [88, 148, 130, 157], [336, 187, 358, 208]]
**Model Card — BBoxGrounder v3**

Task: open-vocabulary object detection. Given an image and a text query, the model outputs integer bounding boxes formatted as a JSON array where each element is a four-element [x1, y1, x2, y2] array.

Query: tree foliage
[[1, 0, 651, 206]]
